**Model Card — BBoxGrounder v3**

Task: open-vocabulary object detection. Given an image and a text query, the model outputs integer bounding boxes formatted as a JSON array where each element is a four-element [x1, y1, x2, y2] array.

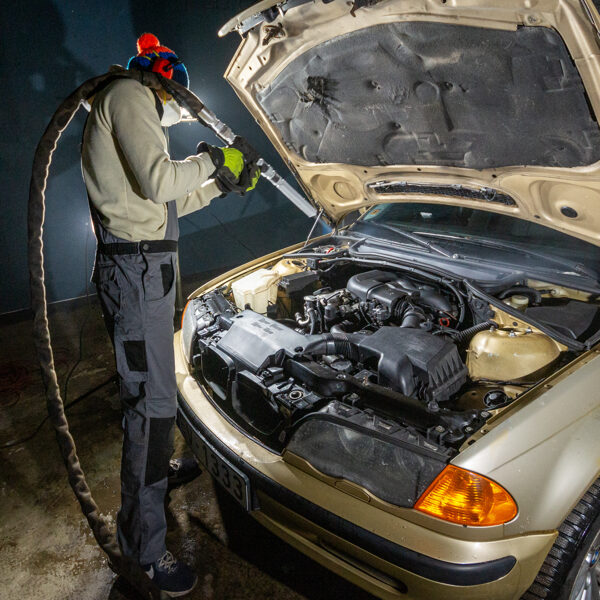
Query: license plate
[[179, 414, 251, 511]]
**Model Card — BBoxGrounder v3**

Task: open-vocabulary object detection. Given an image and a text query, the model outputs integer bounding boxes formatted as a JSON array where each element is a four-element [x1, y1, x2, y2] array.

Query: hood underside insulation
[[257, 22, 600, 169]]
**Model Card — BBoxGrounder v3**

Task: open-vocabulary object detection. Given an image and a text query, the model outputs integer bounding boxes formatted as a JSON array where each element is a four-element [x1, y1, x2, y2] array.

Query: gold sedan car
[[176, 1, 600, 598]]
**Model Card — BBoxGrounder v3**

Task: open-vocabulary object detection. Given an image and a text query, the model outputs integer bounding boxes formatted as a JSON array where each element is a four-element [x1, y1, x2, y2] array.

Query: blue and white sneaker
[[144, 551, 198, 597]]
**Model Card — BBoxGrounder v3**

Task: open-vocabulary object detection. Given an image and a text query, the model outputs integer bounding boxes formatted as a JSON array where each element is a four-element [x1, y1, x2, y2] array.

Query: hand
[[197, 142, 244, 179], [214, 161, 261, 196], [198, 139, 261, 195], [230, 136, 260, 165], [241, 163, 261, 193], [230, 137, 261, 193]]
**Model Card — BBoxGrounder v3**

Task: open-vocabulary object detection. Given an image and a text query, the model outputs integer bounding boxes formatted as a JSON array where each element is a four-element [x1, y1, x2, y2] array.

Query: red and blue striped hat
[[127, 33, 189, 88]]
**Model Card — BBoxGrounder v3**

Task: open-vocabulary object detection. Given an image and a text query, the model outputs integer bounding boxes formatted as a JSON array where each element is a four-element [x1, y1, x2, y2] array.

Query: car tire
[[522, 477, 600, 600]]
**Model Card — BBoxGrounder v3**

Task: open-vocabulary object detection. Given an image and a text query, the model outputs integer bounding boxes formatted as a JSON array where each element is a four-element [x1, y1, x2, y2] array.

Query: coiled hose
[[28, 66, 206, 599]]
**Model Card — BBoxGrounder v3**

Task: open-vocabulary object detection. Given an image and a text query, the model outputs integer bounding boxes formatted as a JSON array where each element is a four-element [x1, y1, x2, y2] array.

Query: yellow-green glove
[[212, 162, 261, 196], [220, 147, 245, 179], [244, 165, 261, 193], [197, 143, 244, 179]]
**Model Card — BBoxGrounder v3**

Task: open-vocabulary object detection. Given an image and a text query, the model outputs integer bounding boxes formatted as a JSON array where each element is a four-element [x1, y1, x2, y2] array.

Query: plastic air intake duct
[[302, 327, 467, 404]]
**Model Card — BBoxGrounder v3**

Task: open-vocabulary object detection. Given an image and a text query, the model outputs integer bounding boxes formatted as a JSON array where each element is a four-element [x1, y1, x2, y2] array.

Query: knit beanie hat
[[127, 33, 189, 88]]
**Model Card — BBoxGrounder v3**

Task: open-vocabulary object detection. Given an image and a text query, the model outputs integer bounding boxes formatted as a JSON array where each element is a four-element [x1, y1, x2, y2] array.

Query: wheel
[[523, 478, 600, 600]]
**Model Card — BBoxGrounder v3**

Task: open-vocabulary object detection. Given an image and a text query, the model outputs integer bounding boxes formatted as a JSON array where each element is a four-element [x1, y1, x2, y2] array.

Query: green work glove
[[197, 143, 244, 179], [220, 147, 245, 179], [244, 164, 261, 193], [213, 162, 261, 196], [230, 136, 261, 193]]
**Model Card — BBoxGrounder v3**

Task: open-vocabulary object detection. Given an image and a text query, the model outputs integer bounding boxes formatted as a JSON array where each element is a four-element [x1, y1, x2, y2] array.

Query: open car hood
[[220, 0, 600, 245]]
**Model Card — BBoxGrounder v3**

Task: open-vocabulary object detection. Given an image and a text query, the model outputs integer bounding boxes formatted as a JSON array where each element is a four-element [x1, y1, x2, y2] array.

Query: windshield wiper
[[359, 222, 457, 259], [417, 232, 600, 282]]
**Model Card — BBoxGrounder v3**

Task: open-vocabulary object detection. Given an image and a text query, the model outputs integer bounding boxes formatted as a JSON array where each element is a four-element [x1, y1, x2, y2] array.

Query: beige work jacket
[[81, 77, 221, 241]]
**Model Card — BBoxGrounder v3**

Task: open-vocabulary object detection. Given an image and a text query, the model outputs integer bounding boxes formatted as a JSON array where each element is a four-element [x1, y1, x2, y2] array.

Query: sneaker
[[167, 457, 202, 489], [143, 551, 198, 597]]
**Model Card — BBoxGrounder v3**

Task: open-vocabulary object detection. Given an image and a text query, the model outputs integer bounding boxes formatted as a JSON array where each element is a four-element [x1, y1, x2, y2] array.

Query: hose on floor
[[28, 66, 207, 599]]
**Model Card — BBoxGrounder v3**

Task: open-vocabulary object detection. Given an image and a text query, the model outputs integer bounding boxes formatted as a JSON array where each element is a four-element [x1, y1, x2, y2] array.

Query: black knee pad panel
[[145, 416, 175, 486], [123, 340, 147, 372]]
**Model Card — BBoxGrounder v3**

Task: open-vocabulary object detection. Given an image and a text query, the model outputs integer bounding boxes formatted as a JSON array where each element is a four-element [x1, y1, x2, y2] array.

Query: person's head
[[127, 33, 189, 126], [127, 33, 189, 88]]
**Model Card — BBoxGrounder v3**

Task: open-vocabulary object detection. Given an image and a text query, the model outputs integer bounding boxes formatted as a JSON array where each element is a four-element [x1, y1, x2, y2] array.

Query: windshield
[[351, 203, 600, 274]]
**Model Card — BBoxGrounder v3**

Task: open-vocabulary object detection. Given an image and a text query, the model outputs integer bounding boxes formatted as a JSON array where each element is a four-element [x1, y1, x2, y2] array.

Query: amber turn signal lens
[[414, 465, 517, 526]]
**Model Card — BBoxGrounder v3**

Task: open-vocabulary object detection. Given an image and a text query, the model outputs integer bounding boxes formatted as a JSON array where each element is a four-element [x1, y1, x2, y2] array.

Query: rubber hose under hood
[[302, 332, 363, 361]]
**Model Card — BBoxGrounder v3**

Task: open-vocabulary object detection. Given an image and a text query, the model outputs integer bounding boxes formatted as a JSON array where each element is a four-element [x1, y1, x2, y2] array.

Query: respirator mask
[[161, 96, 182, 127]]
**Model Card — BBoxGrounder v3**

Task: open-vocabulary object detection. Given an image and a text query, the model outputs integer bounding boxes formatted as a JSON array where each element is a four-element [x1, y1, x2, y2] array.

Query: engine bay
[[181, 240, 600, 460]]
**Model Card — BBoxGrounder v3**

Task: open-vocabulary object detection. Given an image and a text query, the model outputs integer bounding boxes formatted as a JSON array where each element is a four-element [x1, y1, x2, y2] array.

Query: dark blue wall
[[1, 0, 316, 314]]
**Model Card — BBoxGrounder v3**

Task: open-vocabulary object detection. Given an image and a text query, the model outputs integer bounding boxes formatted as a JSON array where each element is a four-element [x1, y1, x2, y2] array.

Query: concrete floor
[[0, 298, 375, 600]]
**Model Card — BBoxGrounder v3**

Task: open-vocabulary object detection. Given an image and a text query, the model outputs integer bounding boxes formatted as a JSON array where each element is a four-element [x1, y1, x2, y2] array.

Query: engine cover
[[347, 269, 453, 315]]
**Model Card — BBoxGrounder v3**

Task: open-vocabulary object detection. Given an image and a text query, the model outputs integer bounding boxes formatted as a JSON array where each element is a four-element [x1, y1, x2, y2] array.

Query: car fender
[[454, 350, 600, 536]]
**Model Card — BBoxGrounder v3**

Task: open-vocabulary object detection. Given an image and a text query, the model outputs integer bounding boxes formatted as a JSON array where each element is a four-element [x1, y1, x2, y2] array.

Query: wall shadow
[[1, 0, 97, 313]]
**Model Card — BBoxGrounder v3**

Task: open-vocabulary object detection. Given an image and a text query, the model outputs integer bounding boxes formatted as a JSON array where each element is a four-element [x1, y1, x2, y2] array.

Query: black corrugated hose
[[28, 66, 209, 599], [449, 320, 497, 344]]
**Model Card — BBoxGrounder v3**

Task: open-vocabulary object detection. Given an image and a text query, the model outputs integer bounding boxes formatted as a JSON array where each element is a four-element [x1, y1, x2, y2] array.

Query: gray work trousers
[[95, 248, 178, 565]]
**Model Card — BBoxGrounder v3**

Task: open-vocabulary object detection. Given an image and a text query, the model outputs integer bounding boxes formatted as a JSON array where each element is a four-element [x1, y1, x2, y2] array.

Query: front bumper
[[174, 331, 556, 600]]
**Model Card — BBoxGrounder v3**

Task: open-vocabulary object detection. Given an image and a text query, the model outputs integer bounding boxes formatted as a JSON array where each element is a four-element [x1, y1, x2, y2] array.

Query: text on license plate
[[181, 418, 251, 510]]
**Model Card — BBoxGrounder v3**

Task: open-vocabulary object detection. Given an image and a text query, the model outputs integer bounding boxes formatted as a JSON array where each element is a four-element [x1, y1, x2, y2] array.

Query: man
[[81, 33, 258, 597]]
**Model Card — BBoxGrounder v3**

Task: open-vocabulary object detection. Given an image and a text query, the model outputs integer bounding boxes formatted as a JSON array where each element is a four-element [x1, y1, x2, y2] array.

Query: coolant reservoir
[[466, 328, 560, 382], [507, 295, 529, 311], [232, 269, 280, 313], [231, 259, 303, 313]]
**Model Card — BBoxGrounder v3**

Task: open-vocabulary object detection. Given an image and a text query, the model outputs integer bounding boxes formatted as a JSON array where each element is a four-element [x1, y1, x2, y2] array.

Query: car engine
[[182, 251, 598, 456]]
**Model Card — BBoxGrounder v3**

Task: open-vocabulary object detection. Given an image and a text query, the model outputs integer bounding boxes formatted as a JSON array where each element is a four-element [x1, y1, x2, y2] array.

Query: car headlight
[[285, 417, 447, 508]]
